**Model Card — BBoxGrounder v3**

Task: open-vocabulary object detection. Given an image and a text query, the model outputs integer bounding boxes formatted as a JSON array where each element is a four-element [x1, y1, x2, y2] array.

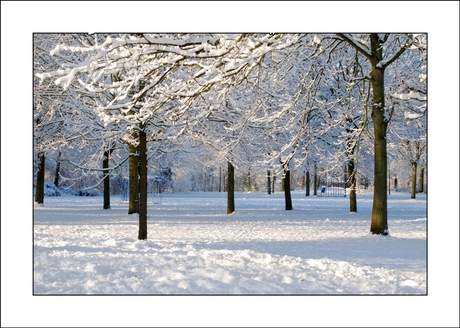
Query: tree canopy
[[34, 33, 427, 236]]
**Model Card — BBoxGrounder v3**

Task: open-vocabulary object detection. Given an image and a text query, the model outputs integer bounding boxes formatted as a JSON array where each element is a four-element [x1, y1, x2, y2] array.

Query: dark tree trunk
[[313, 166, 317, 196], [411, 161, 417, 199], [227, 161, 235, 214], [35, 152, 45, 204], [369, 58, 389, 234], [283, 163, 293, 210], [272, 175, 275, 193], [219, 166, 222, 192], [128, 143, 139, 214], [103, 146, 113, 210], [54, 151, 61, 187], [348, 159, 357, 212], [419, 165, 424, 194], [346, 116, 358, 212], [138, 130, 148, 240], [305, 171, 310, 196], [338, 33, 406, 236], [267, 169, 271, 195]]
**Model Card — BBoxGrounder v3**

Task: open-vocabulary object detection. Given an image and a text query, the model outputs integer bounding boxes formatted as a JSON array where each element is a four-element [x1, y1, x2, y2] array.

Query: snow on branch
[[336, 34, 372, 59], [64, 154, 130, 172], [392, 91, 426, 102]]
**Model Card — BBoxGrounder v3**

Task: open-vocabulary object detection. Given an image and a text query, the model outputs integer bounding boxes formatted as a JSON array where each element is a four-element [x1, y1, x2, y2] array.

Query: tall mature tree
[[337, 33, 421, 235]]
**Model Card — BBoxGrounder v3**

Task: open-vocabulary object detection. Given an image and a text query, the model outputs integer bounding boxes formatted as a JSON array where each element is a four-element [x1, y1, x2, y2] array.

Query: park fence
[[120, 177, 163, 204], [318, 177, 347, 197]]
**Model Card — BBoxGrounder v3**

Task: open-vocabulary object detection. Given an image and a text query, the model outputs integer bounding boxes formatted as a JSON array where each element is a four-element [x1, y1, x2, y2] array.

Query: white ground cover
[[33, 190, 427, 295], [1, 188, 454, 327]]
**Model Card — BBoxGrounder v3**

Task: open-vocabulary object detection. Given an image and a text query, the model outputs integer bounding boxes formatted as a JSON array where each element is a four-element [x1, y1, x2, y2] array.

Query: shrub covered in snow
[[44, 181, 62, 196], [76, 189, 100, 196], [39, 182, 100, 197]]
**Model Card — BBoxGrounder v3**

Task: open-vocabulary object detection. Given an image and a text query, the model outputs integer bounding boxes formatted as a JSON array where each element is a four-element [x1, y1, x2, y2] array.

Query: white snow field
[[34, 190, 427, 295]]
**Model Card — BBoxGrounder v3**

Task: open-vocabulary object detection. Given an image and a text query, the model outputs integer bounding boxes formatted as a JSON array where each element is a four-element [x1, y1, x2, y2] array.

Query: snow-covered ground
[[33, 190, 427, 295], [3, 188, 458, 327]]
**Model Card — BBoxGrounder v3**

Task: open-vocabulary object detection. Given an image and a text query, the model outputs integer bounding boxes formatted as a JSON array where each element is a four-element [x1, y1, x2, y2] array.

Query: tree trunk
[[346, 116, 357, 212], [54, 151, 61, 187], [219, 166, 222, 192], [369, 63, 389, 235], [128, 143, 139, 214], [103, 148, 111, 209], [411, 161, 417, 199], [35, 152, 45, 204], [247, 171, 251, 192], [338, 33, 396, 235], [227, 161, 235, 214], [313, 166, 317, 196], [283, 163, 293, 210], [272, 175, 275, 193], [419, 165, 424, 194], [267, 169, 271, 195], [348, 159, 357, 212], [305, 171, 310, 196], [138, 130, 148, 240]]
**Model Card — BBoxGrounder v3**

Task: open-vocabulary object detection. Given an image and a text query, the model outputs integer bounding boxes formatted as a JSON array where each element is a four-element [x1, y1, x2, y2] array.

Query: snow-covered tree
[[387, 34, 427, 198], [34, 34, 83, 203], [37, 33, 301, 237], [35, 33, 427, 239], [336, 33, 423, 235]]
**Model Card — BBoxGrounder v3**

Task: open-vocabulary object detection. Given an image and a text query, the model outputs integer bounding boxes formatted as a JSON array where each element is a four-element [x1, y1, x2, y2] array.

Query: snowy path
[[34, 191, 426, 294]]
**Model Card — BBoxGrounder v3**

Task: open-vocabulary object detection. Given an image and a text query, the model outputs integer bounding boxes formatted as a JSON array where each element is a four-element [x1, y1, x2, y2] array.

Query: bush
[[77, 189, 100, 196], [36, 182, 100, 197], [44, 181, 62, 196]]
